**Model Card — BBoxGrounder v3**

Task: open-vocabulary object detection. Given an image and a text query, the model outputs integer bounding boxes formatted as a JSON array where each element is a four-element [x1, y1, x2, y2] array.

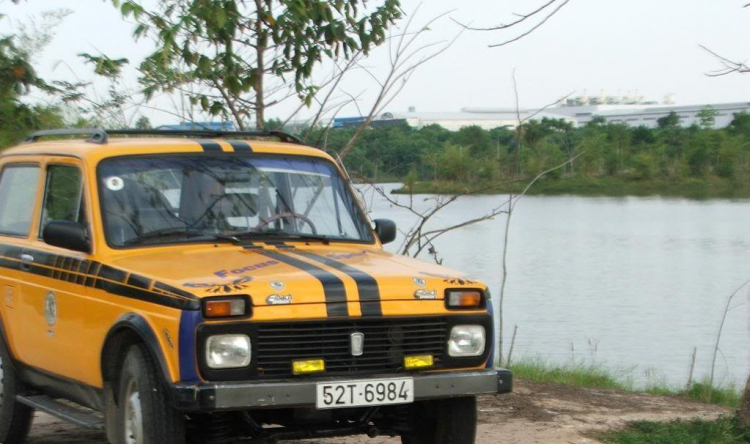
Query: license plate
[[316, 377, 414, 409]]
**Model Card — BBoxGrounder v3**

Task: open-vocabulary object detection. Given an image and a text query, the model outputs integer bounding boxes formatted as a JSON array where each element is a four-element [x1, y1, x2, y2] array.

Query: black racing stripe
[[0, 245, 199, 311], [127, 274, 152, 290], [227, 140, 252, 152], [98, 264, 128, 283], [293, 251, 382, 317], [240, 242, 264, 250], [198, 141, 222, 152], [152, 281, 196, 300], [75, 260, 90, 285], [85, 262, 102, 287], [96, 278, 198, 310], [263, 240, 294, 250], [258, 250, 348, 317]]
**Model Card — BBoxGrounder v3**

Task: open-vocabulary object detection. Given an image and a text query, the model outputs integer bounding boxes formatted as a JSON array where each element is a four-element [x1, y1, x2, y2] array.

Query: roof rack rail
[[24, 128, 304, 145], [24, 128, 108, 144], [106, 129, 303, 144]]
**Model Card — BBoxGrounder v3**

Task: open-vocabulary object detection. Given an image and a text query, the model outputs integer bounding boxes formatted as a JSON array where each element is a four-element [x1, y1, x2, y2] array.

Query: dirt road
[[26, 380, 727, 444]]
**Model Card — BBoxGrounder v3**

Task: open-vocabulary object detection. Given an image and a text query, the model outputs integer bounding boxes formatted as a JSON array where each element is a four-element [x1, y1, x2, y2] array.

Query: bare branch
[[489, 0, 571, 48], [452, 0, 559, 31], [338, 11, 462, 160], [700, 45, 750, 77]]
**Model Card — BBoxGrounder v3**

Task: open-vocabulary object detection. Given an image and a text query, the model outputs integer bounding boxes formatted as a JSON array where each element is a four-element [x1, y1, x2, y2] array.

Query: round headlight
[[448, 325, 486, 357], [206, 334, 252, 369]]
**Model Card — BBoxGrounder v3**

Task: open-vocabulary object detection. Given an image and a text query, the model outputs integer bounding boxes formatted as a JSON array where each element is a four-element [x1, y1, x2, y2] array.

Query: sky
[[1, 0, 749, 126]]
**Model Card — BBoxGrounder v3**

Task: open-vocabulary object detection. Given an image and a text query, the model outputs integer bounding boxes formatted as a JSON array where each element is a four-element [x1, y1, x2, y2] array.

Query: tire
[[116, 344, 185, 444], [401, 396, 477, 444], [0, 338, 33, 444]]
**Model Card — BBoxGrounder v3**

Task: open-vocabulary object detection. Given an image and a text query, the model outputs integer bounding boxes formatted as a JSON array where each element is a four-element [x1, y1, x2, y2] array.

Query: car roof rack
[[24, 128, 303, 145], [24, 129, 109, 144]]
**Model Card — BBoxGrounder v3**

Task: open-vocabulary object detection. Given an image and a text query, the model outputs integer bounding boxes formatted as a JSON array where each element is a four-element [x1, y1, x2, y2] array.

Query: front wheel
[[401, 396, 477, 444], [116, 344, 185, 444], [0, 338, 33, 444]]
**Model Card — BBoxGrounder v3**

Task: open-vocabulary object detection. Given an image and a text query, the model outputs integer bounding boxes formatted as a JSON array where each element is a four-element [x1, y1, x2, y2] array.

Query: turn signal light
[[404, 355, 434, 369], [446, 290, 483, 309], [293, 359, 326, 375], [203, 298, 248, 318]]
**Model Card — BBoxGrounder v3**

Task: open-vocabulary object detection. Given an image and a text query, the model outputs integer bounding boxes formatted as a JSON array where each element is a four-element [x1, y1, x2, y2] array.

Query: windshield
[[97, 155, 374, 247]]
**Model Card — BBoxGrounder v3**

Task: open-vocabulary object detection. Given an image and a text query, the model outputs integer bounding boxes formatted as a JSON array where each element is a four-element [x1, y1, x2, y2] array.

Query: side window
[[0, 164, 41, 236], [39, 165, 86, 235]]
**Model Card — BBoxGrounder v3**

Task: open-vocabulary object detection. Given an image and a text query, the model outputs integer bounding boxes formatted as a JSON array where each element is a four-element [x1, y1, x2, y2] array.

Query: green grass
[[509, 357, 631, 391], [509, 358, 742, 408], [599, 415, 750, 444], [679, 382, 743, 409], [393, 176, 750, 200]]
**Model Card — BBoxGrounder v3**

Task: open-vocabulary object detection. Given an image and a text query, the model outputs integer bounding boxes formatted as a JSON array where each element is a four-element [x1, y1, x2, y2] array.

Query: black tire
[[0, 338, 33, 444], [116, 344, 185, 444], [401, 396, 477, 444]]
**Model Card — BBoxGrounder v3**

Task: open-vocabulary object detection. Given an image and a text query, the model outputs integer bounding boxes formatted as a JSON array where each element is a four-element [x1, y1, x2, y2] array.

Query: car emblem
[[414, 289, 437, 300], [44, 291, 57, 327], [270, 281, 285, 291], [412, 277, 426, 288], [266, 294, 292, 305], [350, 332, 364, 357]]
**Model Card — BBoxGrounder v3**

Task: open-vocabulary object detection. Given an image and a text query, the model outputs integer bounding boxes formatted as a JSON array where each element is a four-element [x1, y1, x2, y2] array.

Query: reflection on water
[[361, 184, 750, 386]]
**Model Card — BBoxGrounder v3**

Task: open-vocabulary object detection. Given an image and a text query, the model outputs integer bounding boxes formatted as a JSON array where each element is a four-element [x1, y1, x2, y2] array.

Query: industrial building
[[334, 100, 750, 131]]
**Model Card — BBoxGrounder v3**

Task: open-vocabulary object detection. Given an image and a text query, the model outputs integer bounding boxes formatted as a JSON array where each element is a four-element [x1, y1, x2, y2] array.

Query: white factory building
[[349, 100, 750, 131]]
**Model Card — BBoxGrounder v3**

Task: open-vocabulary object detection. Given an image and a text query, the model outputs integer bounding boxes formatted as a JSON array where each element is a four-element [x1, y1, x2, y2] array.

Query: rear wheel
[[116, 344, 185, 444], [401, 396, 477, 444], [0, 338, 33, 444]]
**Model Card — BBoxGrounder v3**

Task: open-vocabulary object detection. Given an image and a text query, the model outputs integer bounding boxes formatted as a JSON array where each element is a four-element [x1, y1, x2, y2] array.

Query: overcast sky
[[2, 0, 749, 126]]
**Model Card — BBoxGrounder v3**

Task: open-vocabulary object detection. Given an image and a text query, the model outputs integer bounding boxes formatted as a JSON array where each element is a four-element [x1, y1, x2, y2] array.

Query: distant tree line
[[312, 111, 750, 193]]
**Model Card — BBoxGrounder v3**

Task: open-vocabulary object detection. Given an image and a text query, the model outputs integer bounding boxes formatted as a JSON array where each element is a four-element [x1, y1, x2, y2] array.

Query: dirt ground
[[26, 380, 728, 444]]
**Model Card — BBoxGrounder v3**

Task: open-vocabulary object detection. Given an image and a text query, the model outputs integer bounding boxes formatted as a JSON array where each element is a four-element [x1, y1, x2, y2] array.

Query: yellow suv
[[0, 129, 510, 444]]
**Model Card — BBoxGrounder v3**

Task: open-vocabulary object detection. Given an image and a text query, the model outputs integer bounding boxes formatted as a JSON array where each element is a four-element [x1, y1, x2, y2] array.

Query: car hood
[[107, 244, 486, 308]]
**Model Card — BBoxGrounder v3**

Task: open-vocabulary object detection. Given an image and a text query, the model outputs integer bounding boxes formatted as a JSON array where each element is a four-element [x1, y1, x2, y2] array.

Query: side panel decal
[[0, 244, 200, 310]]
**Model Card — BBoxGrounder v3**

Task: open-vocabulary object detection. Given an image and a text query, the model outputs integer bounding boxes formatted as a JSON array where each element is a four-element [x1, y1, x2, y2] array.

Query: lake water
[[360, 184, 750, 388]]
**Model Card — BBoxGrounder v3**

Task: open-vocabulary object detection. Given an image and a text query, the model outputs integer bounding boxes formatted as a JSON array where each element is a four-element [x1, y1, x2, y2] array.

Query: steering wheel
[[256, 212, 318, 235]]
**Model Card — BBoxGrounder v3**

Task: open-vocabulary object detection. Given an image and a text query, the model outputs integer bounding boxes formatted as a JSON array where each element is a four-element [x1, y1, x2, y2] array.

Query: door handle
[[20, 254, 34, 270]]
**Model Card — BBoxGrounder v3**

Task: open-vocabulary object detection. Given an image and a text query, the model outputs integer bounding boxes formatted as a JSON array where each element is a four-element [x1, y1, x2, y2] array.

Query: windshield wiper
[[123, 228, 239, 246], [229, 230, 330, 245]]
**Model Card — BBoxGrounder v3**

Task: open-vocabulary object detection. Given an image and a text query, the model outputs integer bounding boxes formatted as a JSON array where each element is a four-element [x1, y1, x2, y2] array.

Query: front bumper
[[172, 369, 512, 412]]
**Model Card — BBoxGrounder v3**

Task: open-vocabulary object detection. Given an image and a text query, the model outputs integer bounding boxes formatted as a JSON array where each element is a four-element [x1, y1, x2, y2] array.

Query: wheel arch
[[101, 313, 174, 389]]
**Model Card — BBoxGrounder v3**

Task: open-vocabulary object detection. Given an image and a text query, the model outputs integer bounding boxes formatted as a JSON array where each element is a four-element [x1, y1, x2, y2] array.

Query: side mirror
[[374, 219, 397, 245], [42, 221, 91, 253]]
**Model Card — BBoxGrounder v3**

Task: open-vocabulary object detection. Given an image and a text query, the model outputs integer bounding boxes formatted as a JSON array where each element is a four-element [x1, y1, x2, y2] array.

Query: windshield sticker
[[105, 176, 125, 191], [184, 276, 252, 294], [213, 260, 279, 279]]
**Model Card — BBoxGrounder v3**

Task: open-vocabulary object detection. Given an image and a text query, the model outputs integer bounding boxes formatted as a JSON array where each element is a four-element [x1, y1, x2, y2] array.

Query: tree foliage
[[318, 113, 750, 191], [114, 0, 402, 129], [0, 22, 65, 148]]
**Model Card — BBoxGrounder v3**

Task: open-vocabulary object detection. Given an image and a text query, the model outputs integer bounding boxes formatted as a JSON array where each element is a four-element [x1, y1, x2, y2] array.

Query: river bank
[[387, 176, 750, 199]]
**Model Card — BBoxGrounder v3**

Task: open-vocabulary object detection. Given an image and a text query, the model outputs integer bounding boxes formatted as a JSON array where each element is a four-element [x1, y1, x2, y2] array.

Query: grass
[[392, 176, 750, 200], [599, 415, 750, 444], [509, 358, 743, 408], [509, 357, 631, 391]]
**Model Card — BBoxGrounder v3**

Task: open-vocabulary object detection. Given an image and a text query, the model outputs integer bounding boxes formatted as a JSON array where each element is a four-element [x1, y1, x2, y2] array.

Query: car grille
[[254, 317, 448, 378]]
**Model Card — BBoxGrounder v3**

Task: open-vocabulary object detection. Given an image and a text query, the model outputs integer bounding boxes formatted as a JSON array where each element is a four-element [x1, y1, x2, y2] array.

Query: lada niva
[[0, 128, 511, 444]]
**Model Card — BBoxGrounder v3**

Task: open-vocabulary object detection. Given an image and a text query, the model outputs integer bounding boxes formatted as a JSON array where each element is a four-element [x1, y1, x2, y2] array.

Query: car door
[[15, 158, 93, 381], [0, 159, 44, 366]]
